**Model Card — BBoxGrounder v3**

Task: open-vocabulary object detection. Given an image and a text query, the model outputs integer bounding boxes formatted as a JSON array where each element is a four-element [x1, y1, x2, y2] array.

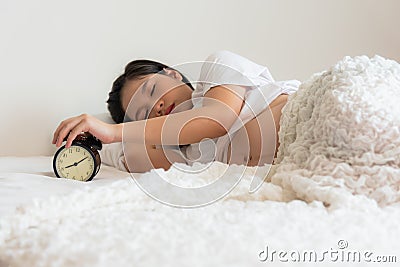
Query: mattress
[[0, 156, 399, 267], [0, 156, 133, 217]]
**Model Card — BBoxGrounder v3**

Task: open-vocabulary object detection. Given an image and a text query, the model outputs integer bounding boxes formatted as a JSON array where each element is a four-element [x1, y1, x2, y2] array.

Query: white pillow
[[93, 113, 127, 172], [99, 142, 127, 172]]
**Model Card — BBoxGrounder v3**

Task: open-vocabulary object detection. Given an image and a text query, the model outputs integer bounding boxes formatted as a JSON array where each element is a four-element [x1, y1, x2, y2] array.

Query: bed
[[0, 156, 399, 267], [1, 55, 400, 267]]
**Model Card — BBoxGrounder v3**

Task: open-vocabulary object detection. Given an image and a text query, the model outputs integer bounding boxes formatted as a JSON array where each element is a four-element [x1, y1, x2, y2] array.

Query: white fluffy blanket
[[270, 55, 400, 208], [1, 162, 400, 267], [1, 55, 400, 267]]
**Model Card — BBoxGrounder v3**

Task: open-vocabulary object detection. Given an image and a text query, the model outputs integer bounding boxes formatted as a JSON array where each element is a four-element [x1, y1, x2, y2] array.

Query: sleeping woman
[[52, 50, 300, 173]]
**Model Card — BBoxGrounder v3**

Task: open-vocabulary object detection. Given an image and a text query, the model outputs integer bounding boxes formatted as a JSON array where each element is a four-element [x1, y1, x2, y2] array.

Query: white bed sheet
[[0, 156, 133, 217], [1, 156, 400, 267]]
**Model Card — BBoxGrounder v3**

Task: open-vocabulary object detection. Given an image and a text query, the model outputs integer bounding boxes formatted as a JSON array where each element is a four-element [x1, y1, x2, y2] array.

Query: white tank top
[[182, 50, 301, 165]]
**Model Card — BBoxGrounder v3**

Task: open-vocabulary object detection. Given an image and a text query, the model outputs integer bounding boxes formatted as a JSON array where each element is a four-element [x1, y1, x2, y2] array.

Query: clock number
[[63, 154, 67, 158], [76, 147, 80, 152], [69, 148, 72, 153]]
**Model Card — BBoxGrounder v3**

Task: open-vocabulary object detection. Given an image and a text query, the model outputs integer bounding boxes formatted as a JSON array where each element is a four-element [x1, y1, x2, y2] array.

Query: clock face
[[54, 145, 95, 181]]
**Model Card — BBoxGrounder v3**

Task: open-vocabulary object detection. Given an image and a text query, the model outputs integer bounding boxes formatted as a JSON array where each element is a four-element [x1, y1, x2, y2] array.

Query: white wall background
[[1, 0, 399, 156]]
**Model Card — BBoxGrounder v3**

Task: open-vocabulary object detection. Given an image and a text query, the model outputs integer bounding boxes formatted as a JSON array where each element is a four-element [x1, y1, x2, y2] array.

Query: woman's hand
[[52, 114, 122, 148]]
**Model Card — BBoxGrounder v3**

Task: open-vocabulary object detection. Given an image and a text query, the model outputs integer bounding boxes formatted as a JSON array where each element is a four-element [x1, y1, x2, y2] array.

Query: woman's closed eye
[[144, 108, 150, 119], [142, 84, 156, 119], [150, 84, 156, 96]]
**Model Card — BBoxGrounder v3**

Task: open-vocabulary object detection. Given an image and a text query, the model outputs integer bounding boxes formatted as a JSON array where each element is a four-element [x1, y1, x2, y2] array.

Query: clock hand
[[64, 156, 88, 169], [76, 156, 88, 165], [65, 163, 76, 168]]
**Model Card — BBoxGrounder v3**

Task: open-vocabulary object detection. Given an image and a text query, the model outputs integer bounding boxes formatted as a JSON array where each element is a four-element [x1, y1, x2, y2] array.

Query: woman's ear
[[162, 68, 183, 81]]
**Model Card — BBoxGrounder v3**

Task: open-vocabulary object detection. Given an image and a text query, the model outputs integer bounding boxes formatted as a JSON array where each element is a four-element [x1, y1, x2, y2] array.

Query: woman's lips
[[165, 103, 175, 115]]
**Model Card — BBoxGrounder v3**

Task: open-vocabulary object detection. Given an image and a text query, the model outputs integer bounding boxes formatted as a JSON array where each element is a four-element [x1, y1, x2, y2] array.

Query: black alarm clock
[[53, 132, 102, 181]]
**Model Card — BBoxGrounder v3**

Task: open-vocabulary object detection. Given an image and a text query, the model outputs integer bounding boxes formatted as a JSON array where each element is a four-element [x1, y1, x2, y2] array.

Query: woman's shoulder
[[204, 50, 237, 62], [203, 50, 270, 76], [195, 50, 272, 95], [200, 50, 267, 77], [203, 50, 250, 67]]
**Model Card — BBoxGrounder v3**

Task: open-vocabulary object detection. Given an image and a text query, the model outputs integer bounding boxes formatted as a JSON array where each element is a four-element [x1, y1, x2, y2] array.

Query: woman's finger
[[52, 120, 67, 145], [52, 113, 115, 147], [65, 120, 89, 148], [53, 123, 67, 147], [52, 121, 64, 144], [53, 118, 70, 145], [54, 116, 82, 147]]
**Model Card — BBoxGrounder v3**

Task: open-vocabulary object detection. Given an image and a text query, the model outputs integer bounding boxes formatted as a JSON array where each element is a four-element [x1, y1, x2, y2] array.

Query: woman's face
[[121, 70, 193, 121]]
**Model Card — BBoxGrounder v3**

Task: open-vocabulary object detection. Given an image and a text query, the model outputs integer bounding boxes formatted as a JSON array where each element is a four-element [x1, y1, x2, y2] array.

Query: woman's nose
[[155, 100, 164, 116]]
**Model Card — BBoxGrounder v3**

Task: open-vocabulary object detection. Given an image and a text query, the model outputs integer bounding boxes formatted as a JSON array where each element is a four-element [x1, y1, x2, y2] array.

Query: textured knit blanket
[[269, 55, 400, 208]]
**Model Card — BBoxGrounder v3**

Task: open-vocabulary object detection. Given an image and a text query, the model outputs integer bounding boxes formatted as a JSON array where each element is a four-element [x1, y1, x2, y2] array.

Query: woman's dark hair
[[107, 59, 194, 123]]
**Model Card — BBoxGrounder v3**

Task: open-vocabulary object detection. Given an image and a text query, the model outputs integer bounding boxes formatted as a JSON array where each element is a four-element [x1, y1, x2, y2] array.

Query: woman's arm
[[53, 84, 246, 148], [122, 84, 245, 145], [123, 143, 186, 172]]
